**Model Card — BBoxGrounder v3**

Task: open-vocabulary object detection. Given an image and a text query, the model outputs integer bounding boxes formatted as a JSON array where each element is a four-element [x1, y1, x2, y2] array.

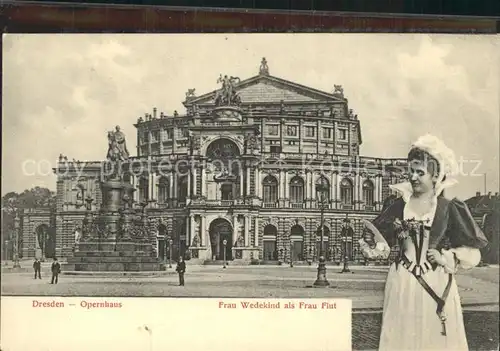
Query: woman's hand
[[427, 249, 446, 266]]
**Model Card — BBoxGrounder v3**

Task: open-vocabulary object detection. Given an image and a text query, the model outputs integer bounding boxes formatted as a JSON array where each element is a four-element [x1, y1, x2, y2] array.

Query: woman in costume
[[360, 134, 488, 351]]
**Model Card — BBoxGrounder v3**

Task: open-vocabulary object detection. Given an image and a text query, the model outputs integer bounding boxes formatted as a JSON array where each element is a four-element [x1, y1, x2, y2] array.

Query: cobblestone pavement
[[352, 311, 499, 351]]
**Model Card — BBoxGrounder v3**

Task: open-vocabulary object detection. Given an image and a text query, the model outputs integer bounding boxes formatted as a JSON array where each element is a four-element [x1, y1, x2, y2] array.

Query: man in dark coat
[[33, 258, 41, 279], [50, 258, 61, 284], [175, 256, 186, 286]]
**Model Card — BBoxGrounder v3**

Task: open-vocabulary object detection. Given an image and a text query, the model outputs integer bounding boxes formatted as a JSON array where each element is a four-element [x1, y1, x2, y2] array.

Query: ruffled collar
[[389, 178, 458, 203]]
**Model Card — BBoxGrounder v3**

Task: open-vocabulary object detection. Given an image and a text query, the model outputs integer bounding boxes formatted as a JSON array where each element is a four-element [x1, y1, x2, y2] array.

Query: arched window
[[138, 177, 149, 202], [262, 175, 278, 204], [157, 176, 169, 204], [289, 176, 304, 205], [315, 176, 330, 204], [263, 224, 278, 260], [363, 180, 375, 207], [340, 178, 353, 205], [206, 139, 240, 159]]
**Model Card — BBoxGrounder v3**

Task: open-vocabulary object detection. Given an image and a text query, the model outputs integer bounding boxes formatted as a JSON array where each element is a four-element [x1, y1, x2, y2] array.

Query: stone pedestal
[[65, 240, 163, 272], [233, 247, 259, 262], [65, 174, 163, 272], [190, 247, 211, 261]]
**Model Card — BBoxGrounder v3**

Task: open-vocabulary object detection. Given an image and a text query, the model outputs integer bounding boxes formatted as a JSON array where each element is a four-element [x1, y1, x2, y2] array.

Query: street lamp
[[13, 211, 21, 268], [223, 239, 227, 268], [341, 214, 353, 274], [168, 239, 173, 268], [313, 177, 329, 287]]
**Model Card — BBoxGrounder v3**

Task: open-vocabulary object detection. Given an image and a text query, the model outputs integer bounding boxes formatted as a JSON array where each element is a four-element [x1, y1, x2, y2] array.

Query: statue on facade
[[237, 235, 245, 247], [214, 74, 242, 107], [333, 85, 344, 97], [36, 227, 47, 254], [259, 57, 269, 75], [185, 88, 196, 99], [188, 131, 201, 155], [245, 133, 260, 153], [192, 234, 200, 247], [74, 226, 82, 245], [107, 125, 130, 162]]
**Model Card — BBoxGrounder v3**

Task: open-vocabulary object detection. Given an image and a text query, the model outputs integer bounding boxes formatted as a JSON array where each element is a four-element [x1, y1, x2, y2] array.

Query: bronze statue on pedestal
[[107, 125, 130, 162]]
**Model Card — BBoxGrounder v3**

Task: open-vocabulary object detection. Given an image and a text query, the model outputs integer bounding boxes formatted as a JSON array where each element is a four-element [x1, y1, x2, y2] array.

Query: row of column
[[128, 167, 384, 206], [260, 170, 383, 205]]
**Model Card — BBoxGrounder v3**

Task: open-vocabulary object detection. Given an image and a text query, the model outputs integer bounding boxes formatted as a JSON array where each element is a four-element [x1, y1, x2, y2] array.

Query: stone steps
[[62, 262, 166, 272], [68, 256, 160, 263]]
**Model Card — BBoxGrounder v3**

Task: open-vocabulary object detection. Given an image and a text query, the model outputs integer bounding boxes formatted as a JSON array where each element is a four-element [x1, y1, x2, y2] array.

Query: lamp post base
[[12, 261, 21, 269], [313, 256, 330, 287]]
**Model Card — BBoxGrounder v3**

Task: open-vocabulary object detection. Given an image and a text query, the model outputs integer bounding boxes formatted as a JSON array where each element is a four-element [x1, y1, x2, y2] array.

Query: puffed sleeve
[[358, 239, 391, 260], [447, 198, 489, 249], [441, 247, 481, 273], [369, 197, 405, 248], [359, 198, 404, 260]]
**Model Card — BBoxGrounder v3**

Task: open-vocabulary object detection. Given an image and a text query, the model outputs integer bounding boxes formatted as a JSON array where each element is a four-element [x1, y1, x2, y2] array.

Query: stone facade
[[22, 59, 407, 263]]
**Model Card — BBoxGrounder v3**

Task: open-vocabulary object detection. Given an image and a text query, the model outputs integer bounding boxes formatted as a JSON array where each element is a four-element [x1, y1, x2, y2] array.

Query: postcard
[[2, 33, 498, 351]]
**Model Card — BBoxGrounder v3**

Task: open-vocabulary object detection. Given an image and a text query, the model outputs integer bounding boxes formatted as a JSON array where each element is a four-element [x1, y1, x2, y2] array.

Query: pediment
[[184, 75, 344, 106]]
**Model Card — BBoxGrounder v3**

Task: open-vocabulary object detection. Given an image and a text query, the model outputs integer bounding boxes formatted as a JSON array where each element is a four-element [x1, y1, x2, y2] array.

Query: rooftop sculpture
[[214, 74, 242, 107]]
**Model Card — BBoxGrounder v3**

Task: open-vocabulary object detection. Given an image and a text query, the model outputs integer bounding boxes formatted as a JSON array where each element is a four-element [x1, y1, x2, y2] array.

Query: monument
[[212, 74, 243, 121], [64, 126, 164, 272]]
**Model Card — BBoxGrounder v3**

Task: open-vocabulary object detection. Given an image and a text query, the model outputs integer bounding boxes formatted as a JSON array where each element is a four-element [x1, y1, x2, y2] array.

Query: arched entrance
[[290, 224, 304, 261], [158, 223, 167, 261], [263, 224, 278, 260], [35, 224, 55, 259], [209, 218, 233, 260]]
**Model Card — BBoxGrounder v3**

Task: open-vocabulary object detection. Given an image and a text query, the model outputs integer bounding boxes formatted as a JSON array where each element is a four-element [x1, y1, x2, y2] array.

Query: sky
[[2, 34, 499, 200]]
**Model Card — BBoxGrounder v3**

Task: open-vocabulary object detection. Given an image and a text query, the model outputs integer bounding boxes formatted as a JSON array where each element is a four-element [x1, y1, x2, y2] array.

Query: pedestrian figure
[[176, 256, 186, 286], [33, 258, 41, 279], [50, 257, 61, 284]]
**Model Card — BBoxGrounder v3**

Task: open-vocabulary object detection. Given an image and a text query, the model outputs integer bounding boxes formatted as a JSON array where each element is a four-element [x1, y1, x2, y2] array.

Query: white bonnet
[[411, 134, 459, 183], [389, 134, 459, 200]]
